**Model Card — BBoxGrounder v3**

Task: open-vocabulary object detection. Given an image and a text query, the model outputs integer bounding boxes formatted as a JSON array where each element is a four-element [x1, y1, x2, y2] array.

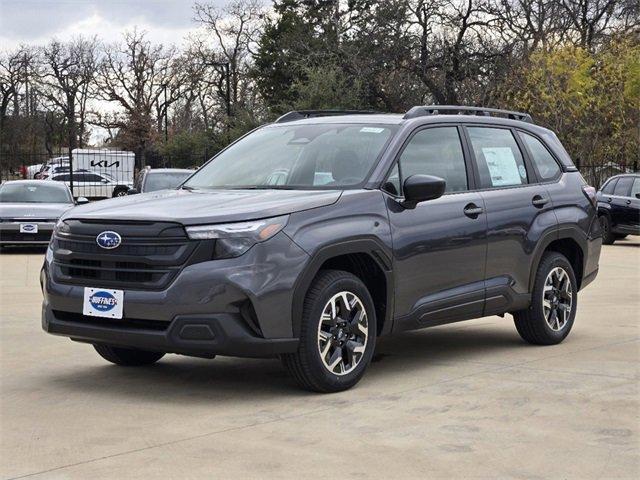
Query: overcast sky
[[0, 0, 232, 49]]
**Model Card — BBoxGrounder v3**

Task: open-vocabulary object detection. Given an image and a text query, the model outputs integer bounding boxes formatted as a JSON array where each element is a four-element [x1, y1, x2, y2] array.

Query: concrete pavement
[[1, 240, 638, 479]]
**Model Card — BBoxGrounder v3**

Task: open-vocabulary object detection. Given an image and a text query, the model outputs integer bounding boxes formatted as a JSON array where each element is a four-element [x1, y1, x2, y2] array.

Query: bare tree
[[560, 0, 636, 49], [37, 37, 99, 151], [193, 0, 265, 112], [94, 30, 181, 159]]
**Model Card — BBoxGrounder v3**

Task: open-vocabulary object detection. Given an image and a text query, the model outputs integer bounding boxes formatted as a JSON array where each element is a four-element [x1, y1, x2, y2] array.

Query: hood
[[63, 188, 343, 225], [0, 202, 74, 220]]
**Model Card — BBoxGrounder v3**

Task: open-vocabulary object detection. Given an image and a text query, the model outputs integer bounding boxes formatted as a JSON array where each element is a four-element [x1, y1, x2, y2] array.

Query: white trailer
[[71, 149, 135, 186]]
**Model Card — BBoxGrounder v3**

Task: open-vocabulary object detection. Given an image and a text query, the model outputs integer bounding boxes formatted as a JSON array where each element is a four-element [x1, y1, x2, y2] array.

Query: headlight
[[185, 215, 289, 259], [54, 219, 69, 234]]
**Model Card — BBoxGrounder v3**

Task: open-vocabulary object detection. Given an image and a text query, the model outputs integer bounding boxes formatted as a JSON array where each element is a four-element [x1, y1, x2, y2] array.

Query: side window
[[397, 127, 468, 193], [613, 177, 633, 197], [601, 178, 618, 194], [54, 174, 69, 181], [468, 127, 528, 188], [631, 178, 640, 199], [520, 132, 561, 181]]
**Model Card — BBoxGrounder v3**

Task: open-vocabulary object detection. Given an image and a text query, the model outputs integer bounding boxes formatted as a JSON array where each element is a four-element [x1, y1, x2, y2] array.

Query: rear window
[[520, 132, 561, 181]]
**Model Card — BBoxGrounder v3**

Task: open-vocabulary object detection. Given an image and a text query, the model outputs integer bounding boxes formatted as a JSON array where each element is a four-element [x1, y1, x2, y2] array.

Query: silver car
[[0, 180, 86, 248]]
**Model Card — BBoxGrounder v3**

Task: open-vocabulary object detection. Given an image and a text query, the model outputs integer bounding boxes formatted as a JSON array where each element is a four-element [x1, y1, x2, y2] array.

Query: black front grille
[[51, 220, 200, 290], [0, 230, 53, 242]]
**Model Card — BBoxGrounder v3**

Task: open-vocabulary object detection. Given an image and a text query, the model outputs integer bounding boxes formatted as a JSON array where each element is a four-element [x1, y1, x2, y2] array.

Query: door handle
[[626, 199, 632, 205], [463, 203, 484, 218], [607, 197, 612, 203], [532, 195, 549, 207]]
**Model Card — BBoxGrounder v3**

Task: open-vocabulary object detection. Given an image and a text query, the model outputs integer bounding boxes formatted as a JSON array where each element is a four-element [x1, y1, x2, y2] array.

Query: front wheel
[[94, 344, 165, 366], [281, 270, 376, 393], [513, 252, 577, 345], [112, 187, 129, 198]]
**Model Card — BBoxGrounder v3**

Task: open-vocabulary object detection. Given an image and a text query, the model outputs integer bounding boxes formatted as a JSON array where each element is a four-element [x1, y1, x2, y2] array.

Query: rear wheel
[[94, 344, 165, 366], [281, 270, 376, 393], [513, 252, 577, 345], [599, 215, 616, 244], [112, 187, 129, 198]]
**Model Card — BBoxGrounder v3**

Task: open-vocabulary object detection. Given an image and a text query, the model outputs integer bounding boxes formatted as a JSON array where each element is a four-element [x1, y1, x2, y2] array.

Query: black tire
[[513, 252, 577, 345], [112, 187, 128, 198], [94, 344, 165, 366], [615, 234, 628, 240], [281, 270, 377, 393], [599, 215, 616, 245]]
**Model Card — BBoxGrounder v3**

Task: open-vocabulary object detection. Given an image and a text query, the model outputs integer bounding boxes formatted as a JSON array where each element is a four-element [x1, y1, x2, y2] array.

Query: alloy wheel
[[317, 291, 368, 375], [542, 267, 573, 331]]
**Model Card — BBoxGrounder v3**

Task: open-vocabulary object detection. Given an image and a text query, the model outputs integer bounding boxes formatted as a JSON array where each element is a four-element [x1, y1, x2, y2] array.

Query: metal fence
[[1, 148, 638, 199], [0, 148, 213, 198]]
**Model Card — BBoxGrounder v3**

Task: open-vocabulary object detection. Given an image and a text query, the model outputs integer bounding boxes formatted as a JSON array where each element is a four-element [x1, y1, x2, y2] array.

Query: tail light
[[582, 185, 597, 206]]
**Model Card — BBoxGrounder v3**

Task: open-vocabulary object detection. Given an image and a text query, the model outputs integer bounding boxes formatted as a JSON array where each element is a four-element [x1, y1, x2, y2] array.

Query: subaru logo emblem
[[96, 231, 121, 249]]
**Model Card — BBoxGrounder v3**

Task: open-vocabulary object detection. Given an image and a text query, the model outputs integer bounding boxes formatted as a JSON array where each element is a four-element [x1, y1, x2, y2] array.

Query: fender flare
[[527, 226, 587, 292], [290, 237, 394, 337]]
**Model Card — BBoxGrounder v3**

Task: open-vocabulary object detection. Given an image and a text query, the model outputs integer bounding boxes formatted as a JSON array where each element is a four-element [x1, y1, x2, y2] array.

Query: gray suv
[[41, 107, 602, 392]]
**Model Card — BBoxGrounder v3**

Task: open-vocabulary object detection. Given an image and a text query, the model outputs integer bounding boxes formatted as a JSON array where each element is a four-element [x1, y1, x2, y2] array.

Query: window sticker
[[360, 127, 385, 134], [482, 147, 523, 186]]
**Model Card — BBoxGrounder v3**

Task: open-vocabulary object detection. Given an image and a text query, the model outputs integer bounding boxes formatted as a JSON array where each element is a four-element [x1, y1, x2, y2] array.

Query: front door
[[384, 126, 488, 331]]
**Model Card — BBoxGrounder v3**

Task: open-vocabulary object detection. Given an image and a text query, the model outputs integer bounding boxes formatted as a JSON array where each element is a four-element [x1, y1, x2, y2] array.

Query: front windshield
[[0, 183, 72, 203], [184, 123, 397, 189], [145, 171, 192, 192]]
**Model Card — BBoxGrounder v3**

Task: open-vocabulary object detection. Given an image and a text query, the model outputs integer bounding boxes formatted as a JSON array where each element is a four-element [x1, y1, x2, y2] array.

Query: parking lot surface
[[1, 240, 638, 479]]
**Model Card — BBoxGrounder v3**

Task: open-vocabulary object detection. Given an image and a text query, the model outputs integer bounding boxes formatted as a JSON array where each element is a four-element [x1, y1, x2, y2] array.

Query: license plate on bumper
[[19, 223, 38, 234], [83, 288, 124, 319]]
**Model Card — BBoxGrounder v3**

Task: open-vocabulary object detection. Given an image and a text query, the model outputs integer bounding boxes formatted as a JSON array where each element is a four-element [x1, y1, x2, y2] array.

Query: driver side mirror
[[402, 175, 446, 206], [76, 197, 89, 205], [636, 193, 640, 200]]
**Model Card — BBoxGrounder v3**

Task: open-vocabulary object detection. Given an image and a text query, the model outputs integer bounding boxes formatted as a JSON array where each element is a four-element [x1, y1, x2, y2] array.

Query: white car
[[47, 171, 132, 199]]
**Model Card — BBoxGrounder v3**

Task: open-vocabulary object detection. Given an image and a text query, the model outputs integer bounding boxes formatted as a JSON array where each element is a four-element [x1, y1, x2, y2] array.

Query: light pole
[[162, 83, 168, 143]]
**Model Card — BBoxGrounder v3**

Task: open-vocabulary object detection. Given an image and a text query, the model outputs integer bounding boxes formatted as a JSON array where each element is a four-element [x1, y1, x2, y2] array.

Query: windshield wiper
[[181, 185, 199, 191], [240, 185, 298, 190]]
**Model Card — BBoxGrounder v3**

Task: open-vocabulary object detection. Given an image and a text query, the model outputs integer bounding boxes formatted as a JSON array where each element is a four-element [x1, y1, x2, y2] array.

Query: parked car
[[42, 106, 602, 392], [36, 165, 91, 180], [130, 168, 194, 194], [20, 164, 45, 179], [597, 173, 640, 244], [0, 180, 86, 249], [47, 171, 132, 199]]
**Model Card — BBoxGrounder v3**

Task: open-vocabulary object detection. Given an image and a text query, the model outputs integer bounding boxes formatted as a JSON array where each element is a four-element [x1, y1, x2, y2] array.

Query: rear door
[[465, 125, 555, 314], [612, 176, 640, 232]]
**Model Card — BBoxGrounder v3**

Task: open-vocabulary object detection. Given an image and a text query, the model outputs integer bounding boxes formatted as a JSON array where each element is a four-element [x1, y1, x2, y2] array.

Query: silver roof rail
[[403, 105, 533, 123]]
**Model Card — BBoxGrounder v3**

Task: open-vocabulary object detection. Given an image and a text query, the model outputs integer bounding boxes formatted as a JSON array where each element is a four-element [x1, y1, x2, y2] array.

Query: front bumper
[[42, 307, 299, 358], [41, 231, 309, 357], [0, 222, 54, 245]]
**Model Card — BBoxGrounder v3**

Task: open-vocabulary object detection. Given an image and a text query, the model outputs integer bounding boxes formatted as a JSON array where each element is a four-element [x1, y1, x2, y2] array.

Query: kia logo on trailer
[[96, 231, 121, 249]]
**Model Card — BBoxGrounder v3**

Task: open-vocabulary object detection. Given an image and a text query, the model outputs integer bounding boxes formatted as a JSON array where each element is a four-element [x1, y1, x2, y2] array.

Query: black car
[[597, 174, 640, 244], [131, 168, 194, 194], [41, 106, 602, 392]]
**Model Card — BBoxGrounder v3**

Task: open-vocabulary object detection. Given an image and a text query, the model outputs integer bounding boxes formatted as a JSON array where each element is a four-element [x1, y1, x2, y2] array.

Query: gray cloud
[[0, 0, 226, 43]]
